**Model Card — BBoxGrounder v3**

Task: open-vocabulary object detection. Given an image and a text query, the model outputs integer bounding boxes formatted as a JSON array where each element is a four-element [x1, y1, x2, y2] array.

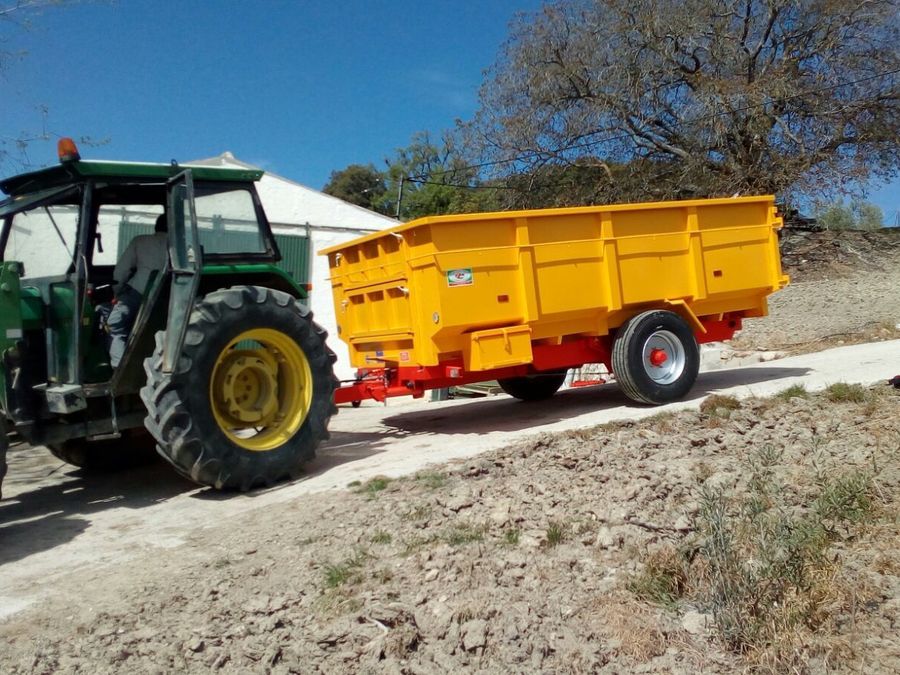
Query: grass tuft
[[700, 394, 741, 419], [370, 530, 392, 545], [354, 475, 392, 498], [415, 471, 448, 490], [446, 523, 487, 547], [323, 549, 369, 589], [775, 384, 808, 401], [544, 521, 567, 548], [824, 382, 869, 404]]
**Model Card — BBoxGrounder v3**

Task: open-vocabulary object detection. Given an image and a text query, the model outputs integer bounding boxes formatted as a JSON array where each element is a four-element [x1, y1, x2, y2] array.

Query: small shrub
[[504, 528, 520, 546], [628, 546, 689, 607], [814, 470, 876, 527], [630, 454, 884, 671], [775, 384, 808, 401], [824, 382, 868, 404]]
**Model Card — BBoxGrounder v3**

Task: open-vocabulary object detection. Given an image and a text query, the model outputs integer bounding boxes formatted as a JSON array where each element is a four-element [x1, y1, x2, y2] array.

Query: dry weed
[[600, 593, 669, 662]]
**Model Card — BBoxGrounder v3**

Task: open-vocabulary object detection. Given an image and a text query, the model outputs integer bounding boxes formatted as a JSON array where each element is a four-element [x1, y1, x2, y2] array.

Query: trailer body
[[323, 196, 788, 404]]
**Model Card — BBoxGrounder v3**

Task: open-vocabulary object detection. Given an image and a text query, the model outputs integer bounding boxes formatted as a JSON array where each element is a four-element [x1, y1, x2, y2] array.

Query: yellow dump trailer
[[325, 196, 787, 406]]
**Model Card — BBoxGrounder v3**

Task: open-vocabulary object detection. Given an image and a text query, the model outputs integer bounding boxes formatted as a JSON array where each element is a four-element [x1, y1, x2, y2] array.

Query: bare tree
[[1, 1, 87, 173], [468, 0, 900, 207]]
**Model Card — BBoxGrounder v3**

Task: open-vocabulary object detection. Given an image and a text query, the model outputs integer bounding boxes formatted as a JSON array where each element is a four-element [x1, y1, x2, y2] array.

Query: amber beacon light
[[57, 137, 81, 163]]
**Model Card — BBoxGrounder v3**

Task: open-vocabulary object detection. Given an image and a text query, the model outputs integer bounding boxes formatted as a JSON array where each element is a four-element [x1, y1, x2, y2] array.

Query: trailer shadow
[[0, 448, 195, 567], [379, 365, 812, 436]]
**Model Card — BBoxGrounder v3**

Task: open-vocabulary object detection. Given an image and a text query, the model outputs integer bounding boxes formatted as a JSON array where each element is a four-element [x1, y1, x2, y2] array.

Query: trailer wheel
[[141, 286, 338, 491], [498, 370, 568, 401], [48, 430, 157, 471], [613, 310, 699, 405]]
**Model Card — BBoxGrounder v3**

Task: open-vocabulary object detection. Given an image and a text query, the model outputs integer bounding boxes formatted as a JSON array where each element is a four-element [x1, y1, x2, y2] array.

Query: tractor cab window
[[4, 201, 79, 279], [94, 203, 165, 266], [194, 186, 267, 255]]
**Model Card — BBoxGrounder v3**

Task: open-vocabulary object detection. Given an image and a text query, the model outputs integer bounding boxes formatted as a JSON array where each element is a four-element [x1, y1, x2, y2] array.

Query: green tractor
[[0, 140, 337, 496]]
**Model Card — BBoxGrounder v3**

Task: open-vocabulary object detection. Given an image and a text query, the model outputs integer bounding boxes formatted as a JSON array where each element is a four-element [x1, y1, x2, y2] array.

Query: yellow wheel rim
[[209, 328, 313, 452]]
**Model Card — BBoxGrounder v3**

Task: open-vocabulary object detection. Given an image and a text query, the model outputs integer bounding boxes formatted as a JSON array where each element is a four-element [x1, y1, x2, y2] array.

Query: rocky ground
[[1, 229, 899, 675], [1, 384, 898, 674]]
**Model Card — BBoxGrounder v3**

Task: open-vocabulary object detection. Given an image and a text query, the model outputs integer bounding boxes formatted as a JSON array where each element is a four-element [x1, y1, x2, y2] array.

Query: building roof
[[189, 152, 398, 231]]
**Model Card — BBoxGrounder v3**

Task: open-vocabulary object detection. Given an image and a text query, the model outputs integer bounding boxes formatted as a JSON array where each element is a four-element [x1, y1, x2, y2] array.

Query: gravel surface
[[732, 229, 900, 352], [1, 387, 897, 674]]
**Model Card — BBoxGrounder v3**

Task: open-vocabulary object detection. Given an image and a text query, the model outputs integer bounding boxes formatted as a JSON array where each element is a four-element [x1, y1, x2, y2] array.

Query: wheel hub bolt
[[649, 348, 668, 367]]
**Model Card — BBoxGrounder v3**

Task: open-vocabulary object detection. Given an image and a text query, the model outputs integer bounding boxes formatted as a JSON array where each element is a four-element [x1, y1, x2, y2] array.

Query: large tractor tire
[[140, 286, 338, 491], [498, 370, 568, 401], [612, 310, 699, 405], [48, 429, 157, 471]]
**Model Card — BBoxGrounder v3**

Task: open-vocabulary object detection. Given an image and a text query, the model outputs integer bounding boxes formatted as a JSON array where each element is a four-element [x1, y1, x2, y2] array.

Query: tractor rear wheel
[[48, 429, 157, 470], [140, 285, 338, 491], [0, 417, 8, 499], [612, 310, 699, 405], [498, 370, 568, 401]]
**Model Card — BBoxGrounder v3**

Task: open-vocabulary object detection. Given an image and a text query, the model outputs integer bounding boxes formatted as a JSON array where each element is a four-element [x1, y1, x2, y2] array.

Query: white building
[[189, 152, 399, 381]]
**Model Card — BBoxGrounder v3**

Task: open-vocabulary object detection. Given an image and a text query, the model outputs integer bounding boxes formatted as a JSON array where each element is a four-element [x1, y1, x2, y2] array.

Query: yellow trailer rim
[[209, 328, 312, 452]]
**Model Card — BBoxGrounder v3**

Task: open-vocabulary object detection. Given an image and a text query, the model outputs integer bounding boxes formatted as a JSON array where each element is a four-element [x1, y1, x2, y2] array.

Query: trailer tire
[[613, 310, 699, 405], [498, 370, 568, 401], [141, 286, 338, 491], [47, 430, 157, 471]]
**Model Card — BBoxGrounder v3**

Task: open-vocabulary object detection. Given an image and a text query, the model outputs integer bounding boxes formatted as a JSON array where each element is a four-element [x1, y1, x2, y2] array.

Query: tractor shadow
[[378, 366, 812, 436], [0, 448, 194, 567]]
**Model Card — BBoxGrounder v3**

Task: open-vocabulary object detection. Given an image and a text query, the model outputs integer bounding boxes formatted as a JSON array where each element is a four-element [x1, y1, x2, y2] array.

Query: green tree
[[853, 201, 884, 231], [322, 164, 387, 213], [382, 131, 502, 220], [814, 200, 884, 230], [468, 0, 900, 207]]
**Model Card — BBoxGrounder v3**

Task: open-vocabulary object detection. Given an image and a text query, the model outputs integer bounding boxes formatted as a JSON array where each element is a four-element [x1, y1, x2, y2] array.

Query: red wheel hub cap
[[649, 348, 668, 367]]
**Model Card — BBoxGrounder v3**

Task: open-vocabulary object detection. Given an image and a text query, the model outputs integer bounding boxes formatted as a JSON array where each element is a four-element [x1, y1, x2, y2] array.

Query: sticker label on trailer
[[447, 268, 473, 287]]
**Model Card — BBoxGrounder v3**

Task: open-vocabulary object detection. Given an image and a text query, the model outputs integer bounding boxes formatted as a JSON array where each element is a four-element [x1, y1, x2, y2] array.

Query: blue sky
[[3, 0, 897, 223], [4, 1, 542, 179]]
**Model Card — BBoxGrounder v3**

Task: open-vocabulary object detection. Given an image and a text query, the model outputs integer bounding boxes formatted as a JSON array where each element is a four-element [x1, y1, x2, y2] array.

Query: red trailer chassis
[[334, 316, 741, 405]]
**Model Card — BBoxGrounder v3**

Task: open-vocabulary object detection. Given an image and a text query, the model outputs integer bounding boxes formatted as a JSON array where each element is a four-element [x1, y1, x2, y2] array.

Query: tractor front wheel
[[48, 429, 157, 470], [0, 417, 8, 499], [140, 286, 337, 491]]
